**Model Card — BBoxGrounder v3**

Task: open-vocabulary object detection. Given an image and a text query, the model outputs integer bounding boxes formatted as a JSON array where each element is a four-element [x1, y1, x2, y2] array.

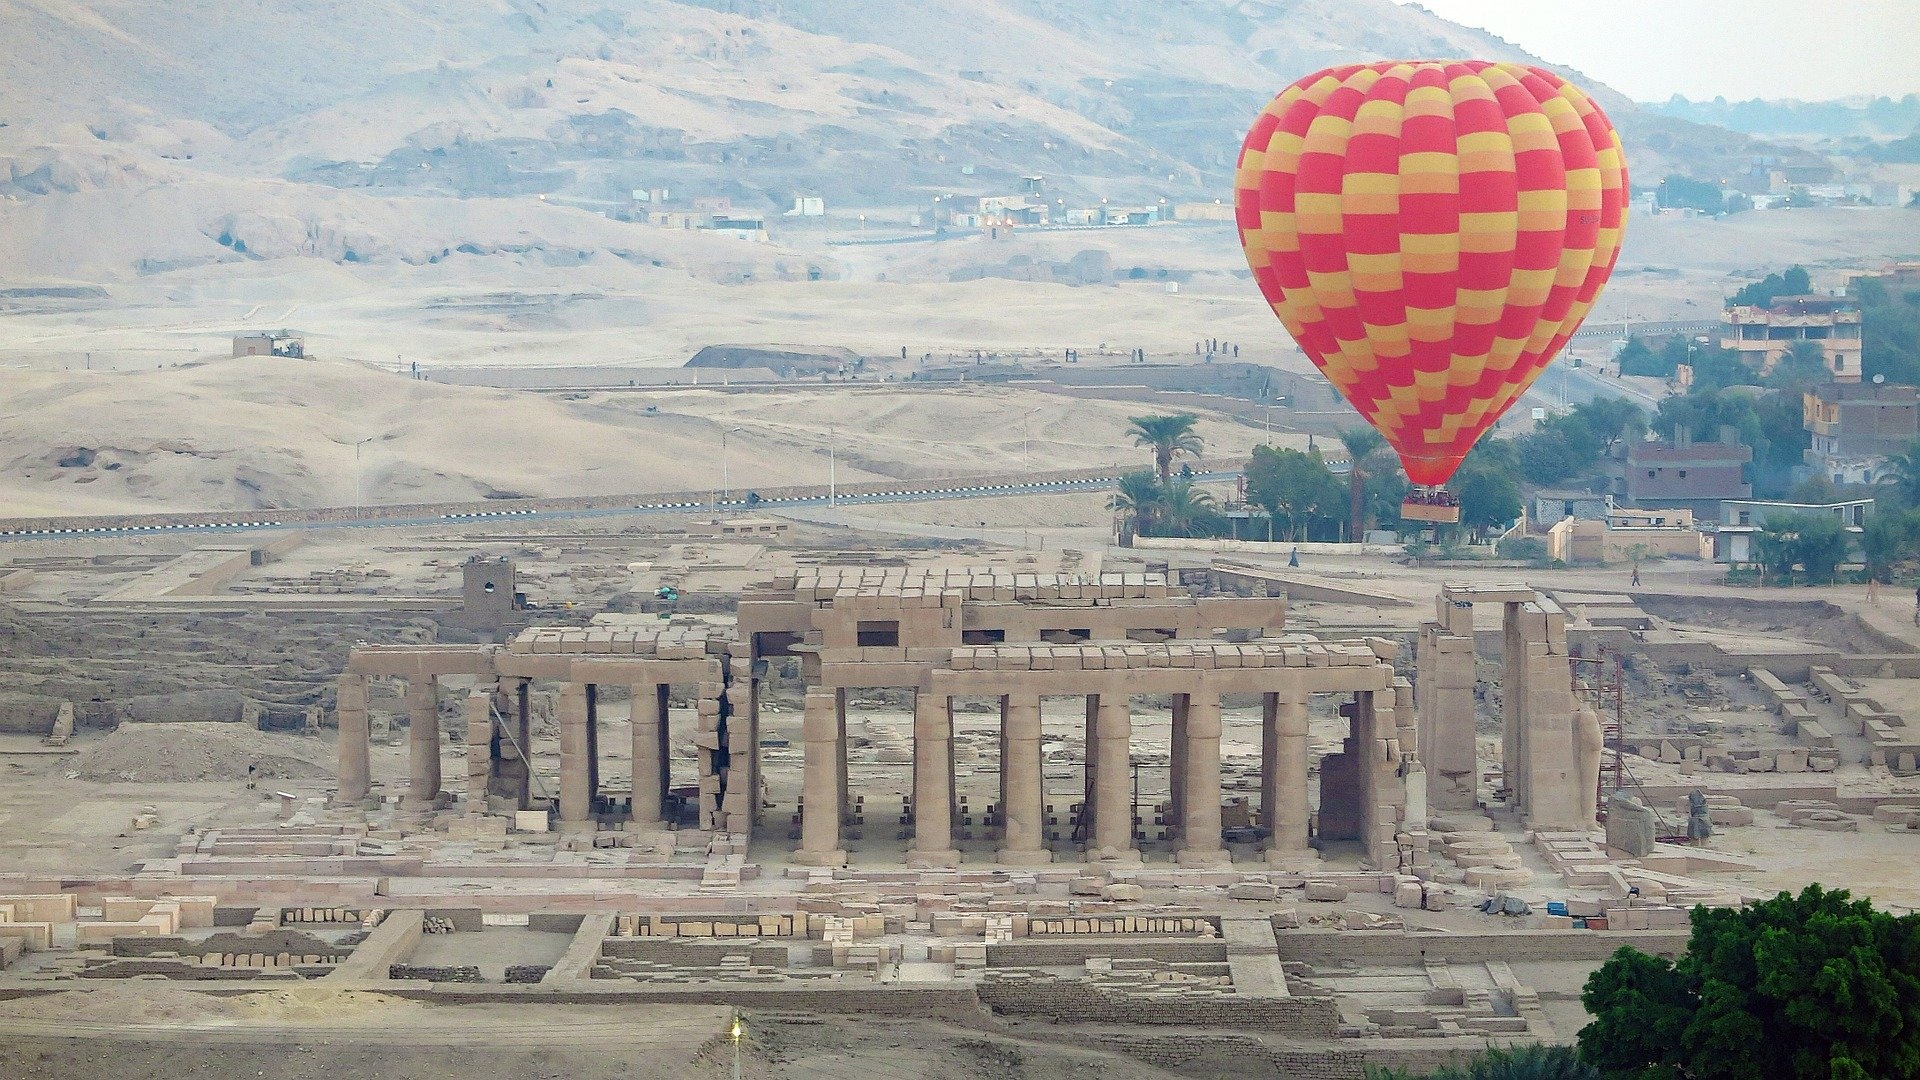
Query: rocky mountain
[[0, 0, 1829, 281]]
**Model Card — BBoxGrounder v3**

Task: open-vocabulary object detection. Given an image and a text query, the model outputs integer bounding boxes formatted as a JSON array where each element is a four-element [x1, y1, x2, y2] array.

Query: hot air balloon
[[1235, 61, 1627, 524]]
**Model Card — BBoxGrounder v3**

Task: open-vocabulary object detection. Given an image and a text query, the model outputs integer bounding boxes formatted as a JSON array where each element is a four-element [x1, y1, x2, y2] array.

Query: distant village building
[[1722, 295, 1862, 383], [707, 214, 769, 242], [232, 332, 304, 358], [1530, 491, 1613, 527], [1802, 382, 1920, 484], [1548, 507, 1709, 565], [1624, 432, 1752, 516], [1849, 262, 1920, 297], [1173, 201, 1236, 222]]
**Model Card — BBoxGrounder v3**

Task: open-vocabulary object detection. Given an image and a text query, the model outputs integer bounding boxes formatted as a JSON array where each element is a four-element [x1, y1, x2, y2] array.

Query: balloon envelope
[[1235, 60, 1627, 486]]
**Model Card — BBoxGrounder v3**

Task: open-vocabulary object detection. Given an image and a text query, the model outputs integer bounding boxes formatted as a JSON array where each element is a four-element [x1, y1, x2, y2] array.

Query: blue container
[[1546, 901, 1569, 917]]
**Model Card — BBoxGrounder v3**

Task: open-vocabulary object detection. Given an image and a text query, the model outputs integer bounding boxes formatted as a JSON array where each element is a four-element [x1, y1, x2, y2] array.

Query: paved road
[[0, 472, 1241, 545]]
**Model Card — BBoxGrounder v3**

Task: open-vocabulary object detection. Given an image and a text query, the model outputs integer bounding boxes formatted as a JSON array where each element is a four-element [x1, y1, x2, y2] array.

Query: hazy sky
[[1395, 0, 1920, 102]]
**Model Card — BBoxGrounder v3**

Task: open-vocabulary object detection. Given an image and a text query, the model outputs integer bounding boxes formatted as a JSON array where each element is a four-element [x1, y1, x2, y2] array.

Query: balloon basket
[[1400, 499, 1460, 524]]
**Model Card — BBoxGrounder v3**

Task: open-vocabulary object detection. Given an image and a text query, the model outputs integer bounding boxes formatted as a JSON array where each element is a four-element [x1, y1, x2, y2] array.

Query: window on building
[[1739, 511, 1751, 525], [961, 628, 1006, 645], [1678, 470, 1687, 479], [856, 620, 901, 647], [1647, 469, 1656, 478]]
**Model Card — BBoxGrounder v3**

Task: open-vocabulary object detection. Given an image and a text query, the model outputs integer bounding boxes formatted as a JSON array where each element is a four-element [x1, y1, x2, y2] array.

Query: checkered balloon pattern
[[1236, 61, 1627, 486]]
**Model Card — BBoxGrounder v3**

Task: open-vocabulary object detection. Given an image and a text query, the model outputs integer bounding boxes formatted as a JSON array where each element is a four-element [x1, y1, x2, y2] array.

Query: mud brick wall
[[505, 965, 551, 983], [977, 976, 1339, 1034], [987, 939, 1227, 967], [1087, 1034, 1371, 1079], [599, 939, 790, 967], [1272, 929, 1688, 963]]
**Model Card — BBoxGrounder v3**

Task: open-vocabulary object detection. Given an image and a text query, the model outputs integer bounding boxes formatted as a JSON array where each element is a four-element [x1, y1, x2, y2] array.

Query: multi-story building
[[1624, 433, 1752, 516], [1722, 296, 1863, 383], [1803, 382, 1920, 484]]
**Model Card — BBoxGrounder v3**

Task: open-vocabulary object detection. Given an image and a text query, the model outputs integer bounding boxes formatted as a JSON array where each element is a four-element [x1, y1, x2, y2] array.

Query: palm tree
[[1336, 427, 1388, 542], [1159, 479, 1218, 537], [1126, 413, 1202, 484], [1109, 470, 1164, 541], [1878, 437, 1920, 508]]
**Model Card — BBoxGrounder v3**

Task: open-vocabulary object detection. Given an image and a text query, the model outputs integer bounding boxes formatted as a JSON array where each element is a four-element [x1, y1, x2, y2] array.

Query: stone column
[[1091, 693, 1137, 861], [1420, 595, 1479, 810], [998, 693, 1051, 864], [909, 690, 960, 867], [509, 681, 532, 809], [336, 673, 370, 804], [465, 685, 493, 804], [631, 683, 666, 830], [1177, 690, 1229, 865], [796, 688, 846, 866], [835, 687, 852, 823], [1168, 693, 1190, 841], [1512, 599, 1584, 829], [557, 681, 592, 828], [1081, 694, 1100, 844], [585, 683, 601, 810], [1265, 694, 1312, 861], [405, 674, 441, 804]]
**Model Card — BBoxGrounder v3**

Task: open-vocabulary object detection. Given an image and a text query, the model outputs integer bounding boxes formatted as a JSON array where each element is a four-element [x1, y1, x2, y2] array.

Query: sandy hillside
[[0, 356, 1276, 515]]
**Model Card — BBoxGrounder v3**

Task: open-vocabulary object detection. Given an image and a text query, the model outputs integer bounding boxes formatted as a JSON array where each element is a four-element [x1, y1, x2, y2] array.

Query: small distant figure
[[1288, 547, 1300, 568], [246, 763, 257, 791], [1630, 565, 1640, 588], [1868, 577, 1880, 604]]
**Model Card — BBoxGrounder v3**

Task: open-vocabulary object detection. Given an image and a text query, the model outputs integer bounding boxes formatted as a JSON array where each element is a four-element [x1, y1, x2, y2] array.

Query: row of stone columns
[[335, 672, 445, 808], [797, 688, 1313, 866], [337, 674, 674, 830]]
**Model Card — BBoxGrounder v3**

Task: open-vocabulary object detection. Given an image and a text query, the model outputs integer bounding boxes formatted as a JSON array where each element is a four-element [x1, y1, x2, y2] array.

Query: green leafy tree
[[1579, 885, 1920, 1080], [1861, 508, 1920, 583], [1336, 427, 1390, 541], [1245, 445, 1343, 541], [1730, 265, 1812, 307], [1126, 413, 1202, 485], [1615, 335, 1665, 377], [1109, 471, 1163, 540], [1456, 463, 1521, 542], [1853, 276, 1920, 385], [1758, 511, 1850, 585]]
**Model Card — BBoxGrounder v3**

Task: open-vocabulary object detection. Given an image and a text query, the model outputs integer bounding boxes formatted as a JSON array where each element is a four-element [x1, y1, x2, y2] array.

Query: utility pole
[[354, 436, 376, 520], [828, 426, 837, 508], [721, 426, 743, 503]]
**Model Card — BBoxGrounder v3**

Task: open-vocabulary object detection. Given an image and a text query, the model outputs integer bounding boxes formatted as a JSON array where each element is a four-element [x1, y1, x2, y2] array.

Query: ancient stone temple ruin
[[337, 571, 1598, 866]]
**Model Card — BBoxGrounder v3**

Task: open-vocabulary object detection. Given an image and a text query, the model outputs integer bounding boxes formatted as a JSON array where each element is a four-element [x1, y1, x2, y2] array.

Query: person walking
[[1629, 564, 1640, 588], [1868, 577, 1880, 604]]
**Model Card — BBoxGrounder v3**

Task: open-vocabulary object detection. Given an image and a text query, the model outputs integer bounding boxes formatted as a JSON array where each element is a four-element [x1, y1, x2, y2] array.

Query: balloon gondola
[[1399, 486, 1461, 524], [1235, 61, 1627, 526]]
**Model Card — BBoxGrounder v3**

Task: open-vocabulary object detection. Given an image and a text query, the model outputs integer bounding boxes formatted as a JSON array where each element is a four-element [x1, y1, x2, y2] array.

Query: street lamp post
[[1022, 407, 1040, 475], [353, 436, 376, 520], [828, 425, 837, 509], [721, 426, 743, 503]]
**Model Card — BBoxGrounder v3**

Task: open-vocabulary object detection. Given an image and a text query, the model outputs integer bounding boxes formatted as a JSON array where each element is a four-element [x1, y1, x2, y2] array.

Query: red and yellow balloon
[[1235, 60, 1627, 488]]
